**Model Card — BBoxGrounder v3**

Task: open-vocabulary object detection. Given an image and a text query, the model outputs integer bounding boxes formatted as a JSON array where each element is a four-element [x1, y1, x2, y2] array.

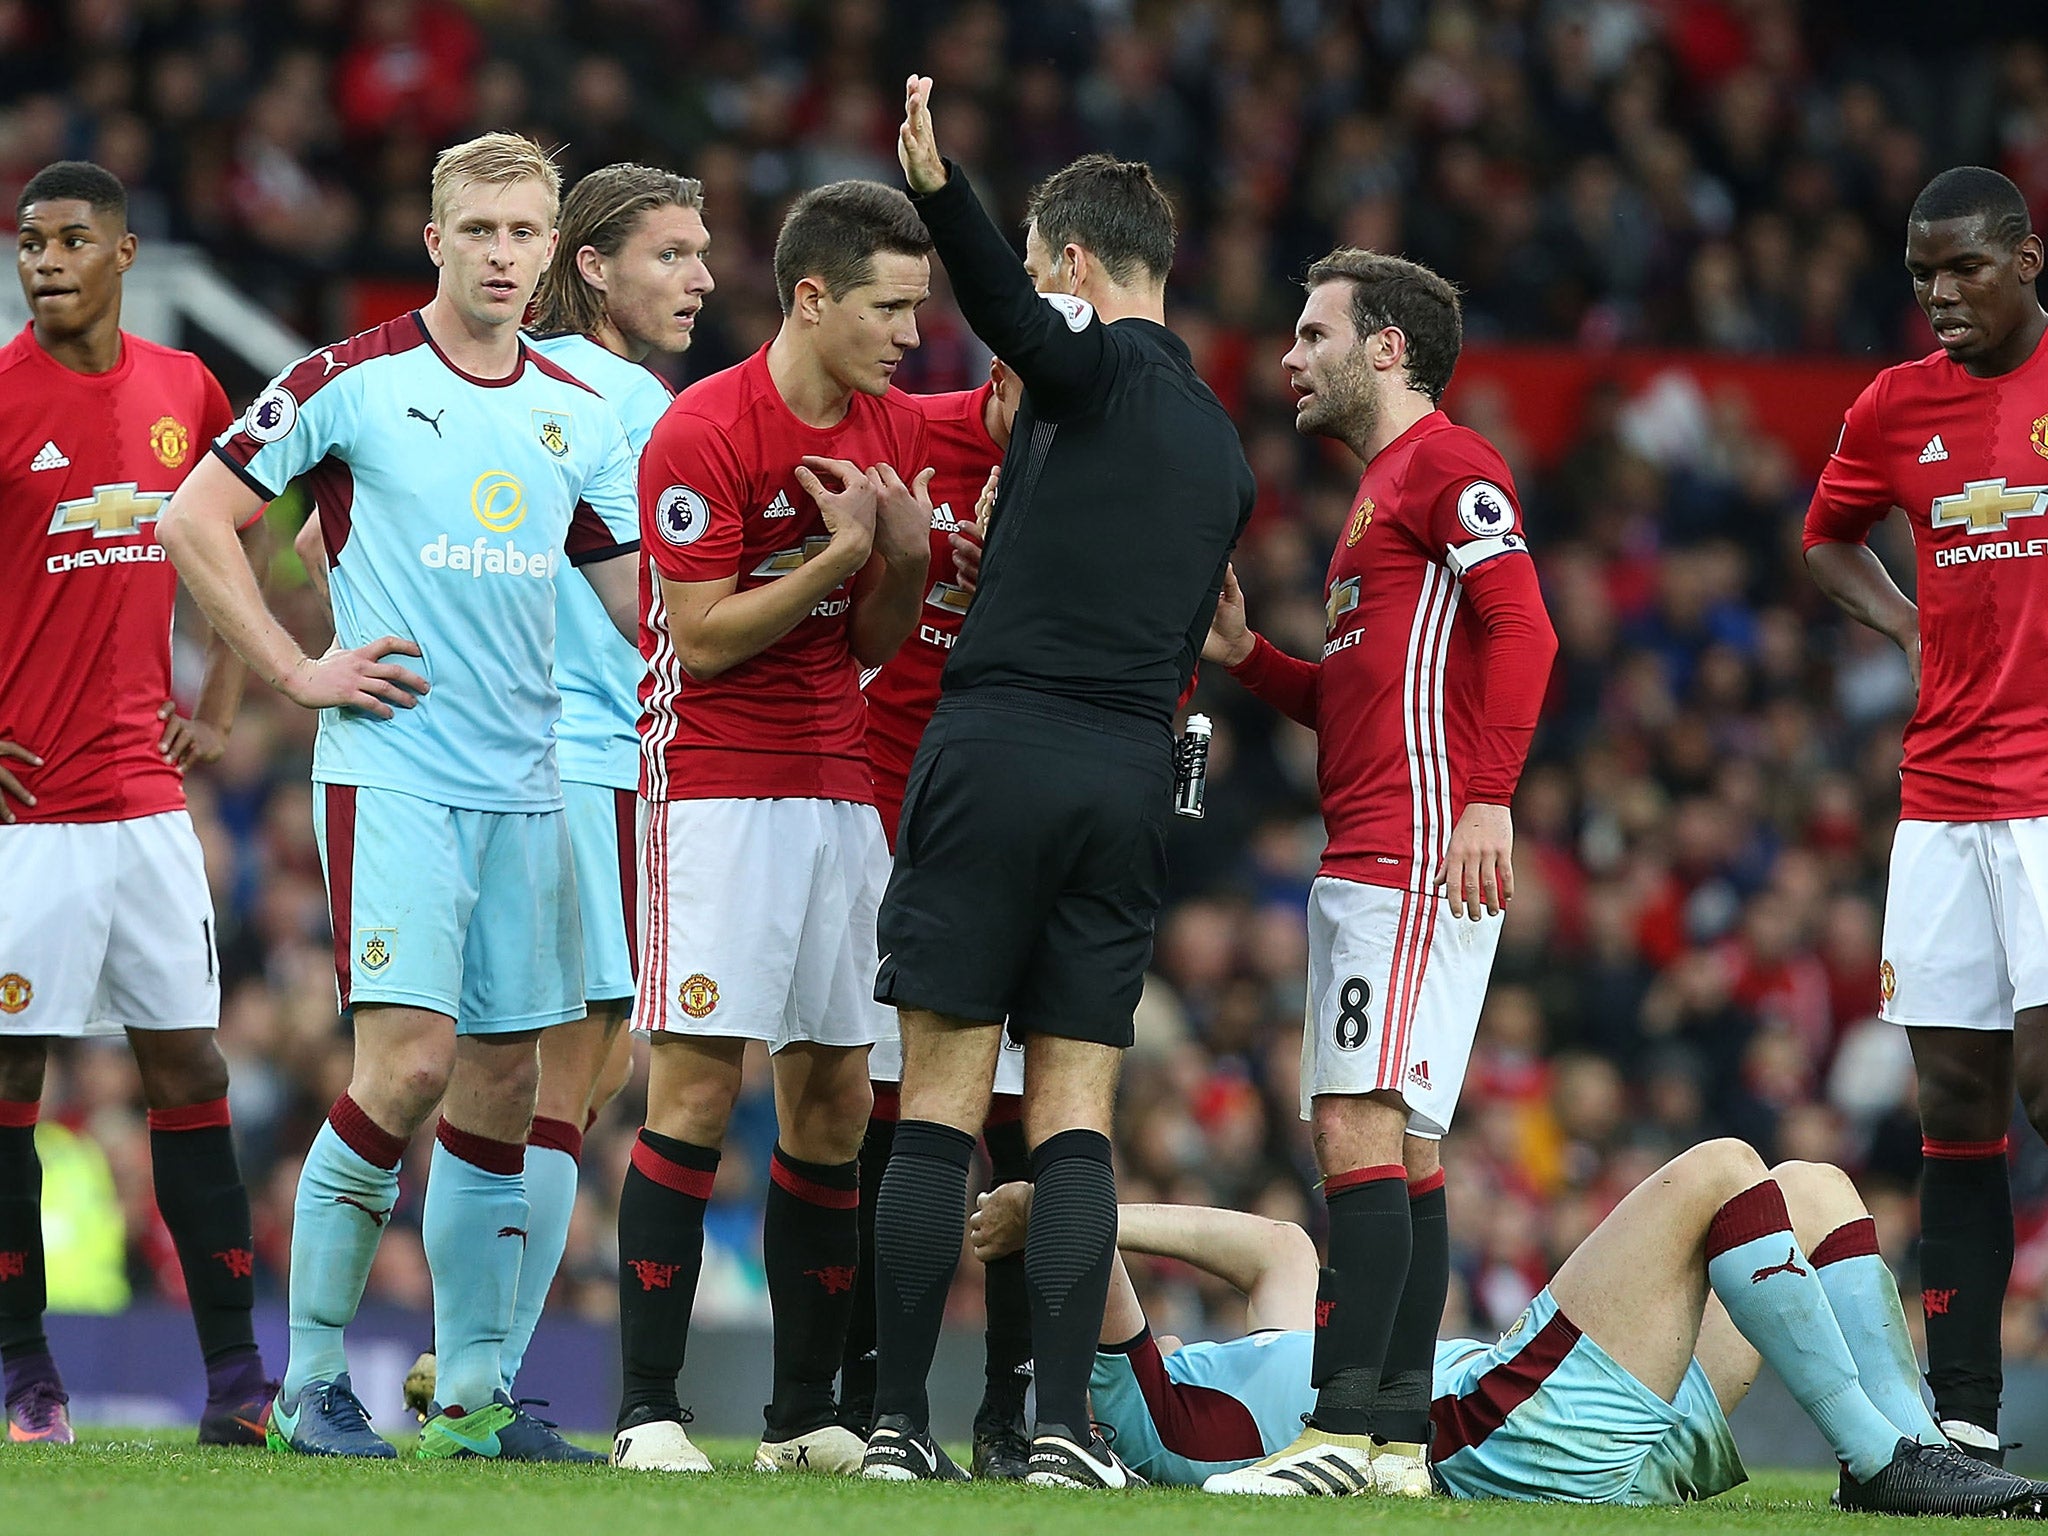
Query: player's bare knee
[[1674, 1137, 1769, 1204], [130, 1030, 229, 1109], [0, 1037, 49, 1103], [1770, 1159, 1862, 1234], [783, 1073, 873, 1163]]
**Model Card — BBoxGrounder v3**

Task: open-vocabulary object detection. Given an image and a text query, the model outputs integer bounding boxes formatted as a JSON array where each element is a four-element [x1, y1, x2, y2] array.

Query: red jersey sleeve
[[1804, 377, 1896, 550], [1230, 633, 1319, 729], [640, 408, 747, 583], [1456, 555, 1556, 804], [1422, 466, 1527, 574]]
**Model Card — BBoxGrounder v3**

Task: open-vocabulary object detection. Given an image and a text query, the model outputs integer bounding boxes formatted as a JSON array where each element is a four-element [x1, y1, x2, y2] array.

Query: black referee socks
[[980, 1115, 1034, 1419], [1025, 1129, 1117, 1442], [874, 1120, 976, 1430]]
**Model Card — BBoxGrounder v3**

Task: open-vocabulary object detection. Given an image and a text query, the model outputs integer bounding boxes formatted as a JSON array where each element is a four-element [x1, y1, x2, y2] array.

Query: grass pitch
[[0, 1432, 2007, 1535]]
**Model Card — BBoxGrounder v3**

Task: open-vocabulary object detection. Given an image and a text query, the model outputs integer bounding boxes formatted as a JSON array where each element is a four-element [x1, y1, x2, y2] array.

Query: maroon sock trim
[[1325, 1163, 1406, 1196], [870, 1083, 901, 1123], [1811, 1216, 1881, 1269], [986, 1093, 1023, 1128], [328, 1093, 405, 1170], [147, 1097, 232, 1133], [769, 1149, 860, 1210], [528, 1115, 583, 1161], [1706, 1179, 1793, 1260], [631, 1134, 715, 1199], [0, 1099, 39, 1130], [435, 1118, 524, 1177], [1408, 1168, 1446, 1199], [1923, 1136, 2010, 1160]]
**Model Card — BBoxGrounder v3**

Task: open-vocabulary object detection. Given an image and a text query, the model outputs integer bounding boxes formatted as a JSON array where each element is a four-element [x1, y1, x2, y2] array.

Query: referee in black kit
[[860, 76, 1254, 1489]]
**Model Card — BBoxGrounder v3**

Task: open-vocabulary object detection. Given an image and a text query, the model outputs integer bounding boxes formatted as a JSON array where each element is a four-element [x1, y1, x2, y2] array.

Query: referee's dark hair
[[17, 160, 127, 226], [1025, 154, 1176, 287], [1909, 167, 2034, 251], [1305, 248, 1464, 405], [773, 179, 932, 314]]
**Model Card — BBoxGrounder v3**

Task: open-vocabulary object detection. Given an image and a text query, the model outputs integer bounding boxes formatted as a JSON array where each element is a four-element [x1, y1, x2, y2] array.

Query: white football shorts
[[1300, 875, 1503, 1137], [0, 810, 219, 1037], [636, 795, 893, 1051], [869, 1021, 1026, 1095], [1880, 818, 2048, 1031]]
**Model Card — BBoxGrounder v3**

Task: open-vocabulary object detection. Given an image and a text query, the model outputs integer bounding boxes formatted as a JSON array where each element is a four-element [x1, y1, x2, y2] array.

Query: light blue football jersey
[[529, 332, 671, 790], [215, 312, 640, 811]]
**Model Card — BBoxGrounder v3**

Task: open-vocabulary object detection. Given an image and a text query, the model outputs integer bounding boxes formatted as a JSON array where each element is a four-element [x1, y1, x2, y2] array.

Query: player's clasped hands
[[870, 464, 937, 568], [1435, 801, 1515, 921], [795, 455, 878, 567], [283, 636, 430, 720]]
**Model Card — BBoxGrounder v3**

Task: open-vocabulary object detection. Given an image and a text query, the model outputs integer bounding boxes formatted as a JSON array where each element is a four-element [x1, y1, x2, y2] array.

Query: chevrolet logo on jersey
[[752, 536, 835, 578], [1325, 575, 1361, 632], [46, 483, 170, 537], [1930, 479, 2048, 534], [926, 579, 972, 615]]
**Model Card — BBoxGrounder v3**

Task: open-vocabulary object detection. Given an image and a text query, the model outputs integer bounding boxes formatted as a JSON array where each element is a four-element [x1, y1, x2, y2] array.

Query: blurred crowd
[[14, 0, 2048, 1361]]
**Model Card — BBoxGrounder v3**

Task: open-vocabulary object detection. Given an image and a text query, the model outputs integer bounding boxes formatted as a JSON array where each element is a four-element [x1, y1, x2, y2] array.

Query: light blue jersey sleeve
[[217, 353, 358, 497], [532, 333, 666, 789], [1088, 1329, 1315, 1487]]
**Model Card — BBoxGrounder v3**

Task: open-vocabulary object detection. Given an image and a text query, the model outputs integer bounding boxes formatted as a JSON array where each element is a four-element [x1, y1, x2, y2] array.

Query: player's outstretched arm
[[160, 453, 428, 718], [661, 456, 875, 681], [1211, 566, 1320, 729], [972, 1182, 1319, 1335], [1805, 540, 1921, 693], [160, 514, 276, 770], [848, 464, 934, 667]]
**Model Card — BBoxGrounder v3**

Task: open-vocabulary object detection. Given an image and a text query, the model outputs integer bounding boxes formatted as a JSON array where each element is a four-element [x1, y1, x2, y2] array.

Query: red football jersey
[[0, 325, 236, 823], [639, 346, 931, 802], [1805, 331, 2048, 821], [1230, 412, 1556, 892], [861, 384, 1001, 843]]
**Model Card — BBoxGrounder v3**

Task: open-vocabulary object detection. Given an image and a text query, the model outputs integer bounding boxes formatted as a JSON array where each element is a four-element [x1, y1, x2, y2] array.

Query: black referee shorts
[[874, 689, 1173, 1048]]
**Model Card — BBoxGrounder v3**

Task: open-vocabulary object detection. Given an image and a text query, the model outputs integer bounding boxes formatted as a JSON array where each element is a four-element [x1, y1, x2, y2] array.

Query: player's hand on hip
[[283, 636, 429, 719], [1202, 563, 1254, 667], [156, 701, 226, 772], [870, 464, 936, 569], [898, 74, 947, 195], [969, 1181, 1033, 1262], [1435, 801, 1513, 921], [0, 739, 41, 823], [796, 456, 877, 566]]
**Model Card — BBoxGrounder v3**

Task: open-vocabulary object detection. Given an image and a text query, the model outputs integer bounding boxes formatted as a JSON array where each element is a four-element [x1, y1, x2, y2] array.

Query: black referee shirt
[[912, 167, 1255, 727]]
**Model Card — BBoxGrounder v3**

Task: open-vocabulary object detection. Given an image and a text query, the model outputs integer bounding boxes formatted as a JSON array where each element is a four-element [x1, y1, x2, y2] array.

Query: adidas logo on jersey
[[930, 501, 961, 532], [1919, 435, 1950, 464], [30, 441, 69, 471], [763, 490, 797, 519]]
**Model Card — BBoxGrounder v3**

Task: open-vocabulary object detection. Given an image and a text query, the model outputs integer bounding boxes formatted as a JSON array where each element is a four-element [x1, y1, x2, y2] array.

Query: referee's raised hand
[[898, 74, 946, 196]]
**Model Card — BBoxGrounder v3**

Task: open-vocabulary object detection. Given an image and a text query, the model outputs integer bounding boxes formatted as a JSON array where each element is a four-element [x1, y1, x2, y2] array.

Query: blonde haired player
[[161, 132, 643, 1460]]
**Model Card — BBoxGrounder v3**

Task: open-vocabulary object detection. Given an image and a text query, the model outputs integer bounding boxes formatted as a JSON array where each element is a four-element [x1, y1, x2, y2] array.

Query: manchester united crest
[[1879, 959, 1896, 1005], [0, 973, 31, 1015], [2032, 413, 2048, 463], [534, 410, 570, 458], [678, 973, 719, 1018], [149, 416, 190, 468], [1346, 496, 1374, 547]]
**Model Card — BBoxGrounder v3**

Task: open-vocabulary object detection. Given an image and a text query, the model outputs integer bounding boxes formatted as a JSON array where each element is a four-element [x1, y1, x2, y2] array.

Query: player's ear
[[540, 227, 559, 270], [423, 220, 444, 268], [2018, 232, 2045, 287], [794, 274, 827, 326], [114, 230, 138, 274], [574, 244, 608, 295]]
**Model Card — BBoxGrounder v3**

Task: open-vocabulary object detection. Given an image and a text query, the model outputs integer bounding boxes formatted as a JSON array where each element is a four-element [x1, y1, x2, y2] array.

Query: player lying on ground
[[971, 1137, 2048, 1515]]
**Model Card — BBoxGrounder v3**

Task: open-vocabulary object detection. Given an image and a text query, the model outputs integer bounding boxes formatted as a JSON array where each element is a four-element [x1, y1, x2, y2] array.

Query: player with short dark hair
[[971, 1143, 2048, 1516], [615, 177, 934, 1476], [1201, 250, 1556, 1495], [1805, 164, 2048, 1465], [0, 160, 276, 1447], [161, 131, 644, 1462], [862, 79, 1253, 1491]]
